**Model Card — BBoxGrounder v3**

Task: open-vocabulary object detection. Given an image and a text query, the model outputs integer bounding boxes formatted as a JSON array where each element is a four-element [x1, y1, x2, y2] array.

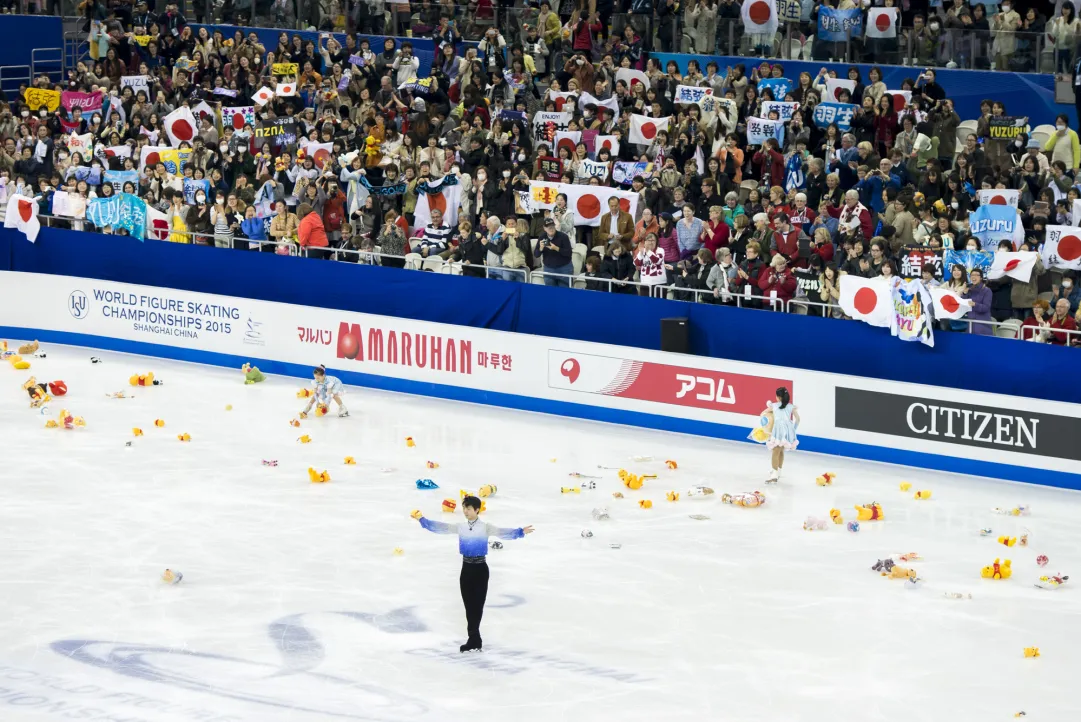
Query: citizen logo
[[834, 388, 1081, 462]]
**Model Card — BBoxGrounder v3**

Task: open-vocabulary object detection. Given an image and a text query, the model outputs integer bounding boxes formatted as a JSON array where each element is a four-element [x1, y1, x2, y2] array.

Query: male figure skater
[[411, 496, 534, 652]]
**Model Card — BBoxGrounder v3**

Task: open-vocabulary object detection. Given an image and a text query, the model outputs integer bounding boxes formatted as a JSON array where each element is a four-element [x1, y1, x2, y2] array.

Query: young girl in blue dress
[[300, 365, 350, 418], [765, 386, 798, 482]]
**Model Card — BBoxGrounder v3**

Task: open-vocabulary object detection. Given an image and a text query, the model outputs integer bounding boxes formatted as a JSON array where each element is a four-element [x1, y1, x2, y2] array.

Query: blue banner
[[103, 170, 140, 194], [784, 153, 805, 193], [817, 7, 863, 42], [942, 250, 993, 276], [747, 117, 785, 145], [812, 102, 858, 132], [85, 193, 147, 239], [756, 78, 792, 101], [612, 161, 652, 185], [968, 203, 1020, 247], [183, 179, 211, 205]]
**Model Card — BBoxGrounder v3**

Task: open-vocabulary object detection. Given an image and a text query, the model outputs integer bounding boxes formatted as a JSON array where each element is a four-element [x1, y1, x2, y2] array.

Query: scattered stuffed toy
[[129, 372, 162, 387], [721, 491, 766, 507], [855, 502, 884, 521], [816, 472, 836, 486], [981, 558, 1012, 580], [1034, 574, 1068, 590], [829, 508, 844, 524], [242, 363, 266, 384]]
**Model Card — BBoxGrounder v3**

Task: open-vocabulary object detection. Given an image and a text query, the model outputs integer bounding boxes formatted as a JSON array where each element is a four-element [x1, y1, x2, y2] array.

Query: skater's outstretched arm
[[413, 512, 457, 534], [485, 523, 533, 540]]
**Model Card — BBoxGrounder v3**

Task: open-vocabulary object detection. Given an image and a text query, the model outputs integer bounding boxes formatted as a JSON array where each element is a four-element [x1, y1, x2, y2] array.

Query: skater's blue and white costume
[[313, 375, 344, 403], [767, 401, 799, 450], [419, 518, 524, 559]]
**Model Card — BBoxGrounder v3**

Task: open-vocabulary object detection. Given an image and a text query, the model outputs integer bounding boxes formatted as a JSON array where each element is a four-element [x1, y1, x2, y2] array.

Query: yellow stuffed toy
[[364, 135, 382, 167], [619, 469, 644, 490], [308, 468, 331, 483], [981, 558, 1012, 579], [854, 502, 884, 521], [816, 472, 836, 486], [998, 535, 1017, 547], [129, 372, 156, 387], [829, 508, 844, 524], [478, 484, 497, 498]]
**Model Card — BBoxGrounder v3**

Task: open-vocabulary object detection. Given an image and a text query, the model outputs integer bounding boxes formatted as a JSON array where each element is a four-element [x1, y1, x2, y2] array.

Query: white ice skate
[[338, 408, 350, 418], [765, 469, 779, 484]]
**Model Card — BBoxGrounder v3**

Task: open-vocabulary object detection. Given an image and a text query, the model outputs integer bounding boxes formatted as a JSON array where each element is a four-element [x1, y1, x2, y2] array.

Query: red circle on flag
[[577, 194, 602, 219], [892, 95, 906, 113], [618, 198, 631, 212], [105, 149, 116, 158], [940, 294, 960, 314], [1059, 234, 1081, 261], [169, 119, 194, 141], [428, 192, 448, 216], [151, 218, 170, 240], [601, 140, 613, 150], [314, 149, 331, 169], [17, 199, 33, 223], [875, 14, 891, 32], [640, 122, 658, 140], [554, 97, 566, 110], [990, 194, 1007, 205], [834, 87, 845, 101], [557, 138, 577, 155], [630, 78, 643, 86], [748, 0, 771, 24], [853, 287, 878, 315], [145, 151, 161, 167], [1004, 259, 1020, 272], [232, 113, 246, 130]]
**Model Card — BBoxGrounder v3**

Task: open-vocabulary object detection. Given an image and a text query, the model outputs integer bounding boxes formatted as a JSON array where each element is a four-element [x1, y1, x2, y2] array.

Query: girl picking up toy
[[300, 365, 350, 418]]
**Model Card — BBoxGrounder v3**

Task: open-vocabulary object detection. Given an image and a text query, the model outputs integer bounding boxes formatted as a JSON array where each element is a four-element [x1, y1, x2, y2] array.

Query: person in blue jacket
[[412, 496, 534, 652], [856, 158, 901, 215], [963, 267, 994, 335]]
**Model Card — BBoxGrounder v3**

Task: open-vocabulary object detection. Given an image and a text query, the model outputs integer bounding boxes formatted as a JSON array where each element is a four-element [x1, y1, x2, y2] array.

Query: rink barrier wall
[[1, 226, 1077, 407], [1, 268, 1079, 491], [652, 53, 1075, 128]]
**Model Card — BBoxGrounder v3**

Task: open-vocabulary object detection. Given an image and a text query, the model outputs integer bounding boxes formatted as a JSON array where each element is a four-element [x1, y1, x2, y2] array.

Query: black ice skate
[[459, 640, 482, 653]]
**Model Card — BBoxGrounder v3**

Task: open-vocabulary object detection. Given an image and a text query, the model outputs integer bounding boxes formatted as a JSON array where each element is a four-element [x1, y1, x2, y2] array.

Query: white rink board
[[0, 270, 1077, 484]]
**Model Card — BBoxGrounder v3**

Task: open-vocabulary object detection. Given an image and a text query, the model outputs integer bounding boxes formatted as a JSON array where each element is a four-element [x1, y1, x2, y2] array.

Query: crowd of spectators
[[0, 0, 1078, 345]]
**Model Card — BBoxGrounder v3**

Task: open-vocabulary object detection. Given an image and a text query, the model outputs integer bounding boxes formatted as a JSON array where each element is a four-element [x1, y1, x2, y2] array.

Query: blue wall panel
[[653, 53, 1075, 128], [0, 17, 63, 99], [2, 225, 1077, 406]]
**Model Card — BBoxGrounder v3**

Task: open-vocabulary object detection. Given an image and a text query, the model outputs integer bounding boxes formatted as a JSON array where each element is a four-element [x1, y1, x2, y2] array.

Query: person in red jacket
[[758, 254, 798, 310], [768, 213, 807, 267], [752, 138, 785, 189], [322, 180, 348, 246], [827, 189, 874, 240], [811, 226, 835, 266], [297, 202, 330, 259]]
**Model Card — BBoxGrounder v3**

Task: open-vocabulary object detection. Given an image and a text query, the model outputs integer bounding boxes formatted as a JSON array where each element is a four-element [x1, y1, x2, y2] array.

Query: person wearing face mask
[[210, 193, 235, 249], [1041, 113, 1081, 174], [991, 2, 1022, 71], [187, 191, 212, 244], [1050, 271, 1081, 316]]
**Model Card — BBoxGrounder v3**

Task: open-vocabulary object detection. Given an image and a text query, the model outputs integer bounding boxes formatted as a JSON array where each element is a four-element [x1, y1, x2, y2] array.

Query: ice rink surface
[[0, 343, 1078, 722]]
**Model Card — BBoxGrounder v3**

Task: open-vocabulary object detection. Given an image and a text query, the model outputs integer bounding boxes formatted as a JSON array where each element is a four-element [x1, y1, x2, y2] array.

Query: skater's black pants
[[460, 560, 489, 644]]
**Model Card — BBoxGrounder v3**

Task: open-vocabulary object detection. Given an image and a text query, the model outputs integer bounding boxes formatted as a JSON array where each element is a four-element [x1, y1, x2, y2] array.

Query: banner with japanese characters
[[761, 101, 800, 122], [747, 117, 785, 145], [812, 102, 858, 132]]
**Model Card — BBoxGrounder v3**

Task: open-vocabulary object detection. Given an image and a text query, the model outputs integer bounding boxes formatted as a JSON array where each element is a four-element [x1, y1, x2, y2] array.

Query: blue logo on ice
[[68, 290, 88, 319]]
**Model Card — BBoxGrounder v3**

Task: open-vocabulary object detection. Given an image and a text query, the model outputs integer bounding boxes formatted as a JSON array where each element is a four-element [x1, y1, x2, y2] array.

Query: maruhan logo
[[243, 316, 265, 346], [68, 290, 89, 320]]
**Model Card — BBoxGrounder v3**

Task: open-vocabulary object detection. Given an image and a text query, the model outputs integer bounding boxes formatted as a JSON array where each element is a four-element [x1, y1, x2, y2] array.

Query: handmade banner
[[747, 117, 785, 145], [24, 88, 60, 112], [539, 156, 563, 181], [85, 193, 147, 238], [776, 0, 802, 22], [358, 176, 408, 196], [222, 106, 256, 131], [528, 181, 561, 210], [213, 87, 239, 98], [612, 161, 652, 185], [968, 203, 1023, 248], [889, 278, 934, 347], [65, 133, 94, 157], [272, 62, 299, 76], [103, 169, 140, 194], [818, 7, 863, 41], [898, 245, 943, 279], [120, 75, 150, 95], [1041, 225, 1081, 270], [756, 78, 791, 100], [578, 158, 609, 181], [988, 116, 1029, 140], [942, 249, 994, 276], [783, 153, 804, 192], [348, 53, 366, 67], [254, 118, 299, 149], [61, 90, 103, 113], [182, 178, 211, 205], [139, 146, 192, 175], [812, 102, 857, 131], [762, 101, 799, 121], [337, 72, 352, 92], [581, 129, 599, 154], [531, 111, 572, 145], [674, 85, 713, 105], [413, 174, 462, 228], [398, 77, 436, 95]]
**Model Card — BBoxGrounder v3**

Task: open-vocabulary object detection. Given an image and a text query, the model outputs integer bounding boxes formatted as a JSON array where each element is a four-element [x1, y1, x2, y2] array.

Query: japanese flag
[[825, 78, 856, 102], [253, 86, 275, 106], [192, 101, 216, 125], [554, 130, 581, 156], [595, 135, 620, 155], [988, 251, 1038, 282], [144, 204, 171, 241], [276, 82, 297, 97], [547, 91, 577, 112], [300, 140, 333, 169], [629, 114, 670, 145], [1042, 224, 1081, 270], [866, 8, 898, 38], [4, 194, 41, 243], [887, 90, 912, 113], [839, 275, 892, 327], [741, 0, 778, 36], [560, 184, 639, 227], [977, 188, 1020, 209], [615, 68, 650, 90], [930, 287, 971, 320], [163, 106, 198, 148]]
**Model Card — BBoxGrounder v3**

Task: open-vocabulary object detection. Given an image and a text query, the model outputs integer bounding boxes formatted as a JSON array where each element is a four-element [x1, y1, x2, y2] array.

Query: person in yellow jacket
[[1043, 114, 1081, 174], [167, 194, 190, 243]]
